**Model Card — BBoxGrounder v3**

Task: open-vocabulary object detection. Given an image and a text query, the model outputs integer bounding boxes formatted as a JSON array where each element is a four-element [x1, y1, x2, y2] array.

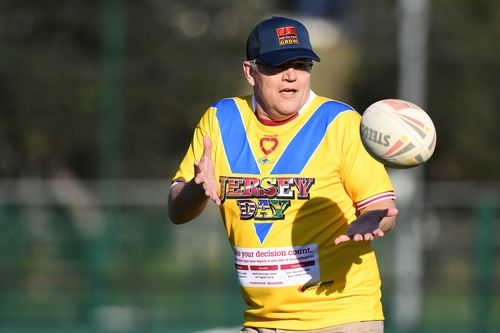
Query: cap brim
[[257, 49, 320, 66]]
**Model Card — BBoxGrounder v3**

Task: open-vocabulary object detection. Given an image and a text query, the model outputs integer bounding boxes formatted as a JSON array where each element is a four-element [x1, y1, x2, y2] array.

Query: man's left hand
[[334, 208, 398, 245]]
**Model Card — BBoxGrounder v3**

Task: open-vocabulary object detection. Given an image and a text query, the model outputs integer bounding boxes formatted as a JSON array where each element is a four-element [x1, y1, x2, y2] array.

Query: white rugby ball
[[360, 99, 436, 168]]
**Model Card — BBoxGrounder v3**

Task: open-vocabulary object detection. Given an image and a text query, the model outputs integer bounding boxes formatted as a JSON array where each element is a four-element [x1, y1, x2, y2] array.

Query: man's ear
[[242, 61, 255, 86]]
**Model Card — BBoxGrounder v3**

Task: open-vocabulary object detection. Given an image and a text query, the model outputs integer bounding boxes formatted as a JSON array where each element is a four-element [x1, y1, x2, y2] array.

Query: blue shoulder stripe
[[271, 101, 352, 174], [215, 99, 260, 174]]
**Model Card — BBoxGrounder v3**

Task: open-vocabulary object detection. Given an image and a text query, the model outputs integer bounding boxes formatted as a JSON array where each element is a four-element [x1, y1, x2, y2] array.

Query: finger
[[373, 229, 385, 238], [211, 192, 221, 206], [194, 173, 205, 185], [207, 188, 219, 204], [363, 233, 374, 241], [386, 208, 399, 217], [334, 235, 350, 245], [353, 234, 363, 242]]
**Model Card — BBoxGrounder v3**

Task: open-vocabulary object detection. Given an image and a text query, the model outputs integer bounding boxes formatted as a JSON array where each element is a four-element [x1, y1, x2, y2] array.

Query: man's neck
[[254, 111, 299, 126]]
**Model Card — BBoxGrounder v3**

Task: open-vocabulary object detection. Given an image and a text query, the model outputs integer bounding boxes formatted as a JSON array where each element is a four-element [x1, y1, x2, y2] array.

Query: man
[[168, 16, 398, 333]]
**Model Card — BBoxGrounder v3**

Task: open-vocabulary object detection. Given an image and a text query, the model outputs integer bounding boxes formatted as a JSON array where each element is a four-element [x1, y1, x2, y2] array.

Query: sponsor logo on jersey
[[257, 156, 275, 165], [276, 26, 299, 46], [219, 176, 314, 208], [219, 176, 315, 244], [298, 279, 334, 293], [219, 176, 314, 244]]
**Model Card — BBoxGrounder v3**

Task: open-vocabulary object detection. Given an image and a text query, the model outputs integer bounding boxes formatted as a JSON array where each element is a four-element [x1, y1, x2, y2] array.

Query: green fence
[[0, 180, 498, 333]]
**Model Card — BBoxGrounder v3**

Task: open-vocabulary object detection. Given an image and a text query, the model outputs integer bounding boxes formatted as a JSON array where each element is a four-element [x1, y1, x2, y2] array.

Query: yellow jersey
[[173, 93, 395, 330]]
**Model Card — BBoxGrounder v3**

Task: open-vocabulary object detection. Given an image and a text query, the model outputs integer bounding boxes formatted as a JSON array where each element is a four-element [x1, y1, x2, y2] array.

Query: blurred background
[[0, 0, 499, 332]]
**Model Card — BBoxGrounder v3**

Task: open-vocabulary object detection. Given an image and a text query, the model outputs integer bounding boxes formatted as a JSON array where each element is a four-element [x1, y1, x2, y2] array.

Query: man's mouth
[[280, 88, 297, 94]]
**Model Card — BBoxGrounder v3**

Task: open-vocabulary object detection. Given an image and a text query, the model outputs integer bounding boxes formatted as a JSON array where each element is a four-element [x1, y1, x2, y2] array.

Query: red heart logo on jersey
[[260, 137, 278, 155]]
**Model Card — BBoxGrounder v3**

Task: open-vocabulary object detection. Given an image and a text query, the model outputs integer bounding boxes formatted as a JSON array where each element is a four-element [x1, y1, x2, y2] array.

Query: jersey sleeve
[[337, 111, 395, 208], [171, 106, 218, 183]]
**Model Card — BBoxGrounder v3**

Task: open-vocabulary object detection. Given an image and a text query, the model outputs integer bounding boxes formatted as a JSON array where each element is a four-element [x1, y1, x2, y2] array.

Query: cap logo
[[276, 26, 299, 46]]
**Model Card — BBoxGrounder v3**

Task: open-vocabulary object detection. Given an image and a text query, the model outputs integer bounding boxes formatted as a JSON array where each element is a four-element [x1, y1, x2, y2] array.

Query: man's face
[[243, 59, 313, 122]]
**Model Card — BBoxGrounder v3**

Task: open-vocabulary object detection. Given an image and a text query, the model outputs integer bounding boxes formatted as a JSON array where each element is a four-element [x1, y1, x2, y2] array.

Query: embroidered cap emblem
[[276, 26, 299, 46]]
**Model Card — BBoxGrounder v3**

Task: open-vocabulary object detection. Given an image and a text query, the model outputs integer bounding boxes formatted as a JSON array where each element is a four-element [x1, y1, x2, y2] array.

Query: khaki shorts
[[240, 320, 383, 333]]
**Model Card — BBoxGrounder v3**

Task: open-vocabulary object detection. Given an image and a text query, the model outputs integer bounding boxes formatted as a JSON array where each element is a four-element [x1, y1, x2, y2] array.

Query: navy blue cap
[[246, 16, 321, 66]]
